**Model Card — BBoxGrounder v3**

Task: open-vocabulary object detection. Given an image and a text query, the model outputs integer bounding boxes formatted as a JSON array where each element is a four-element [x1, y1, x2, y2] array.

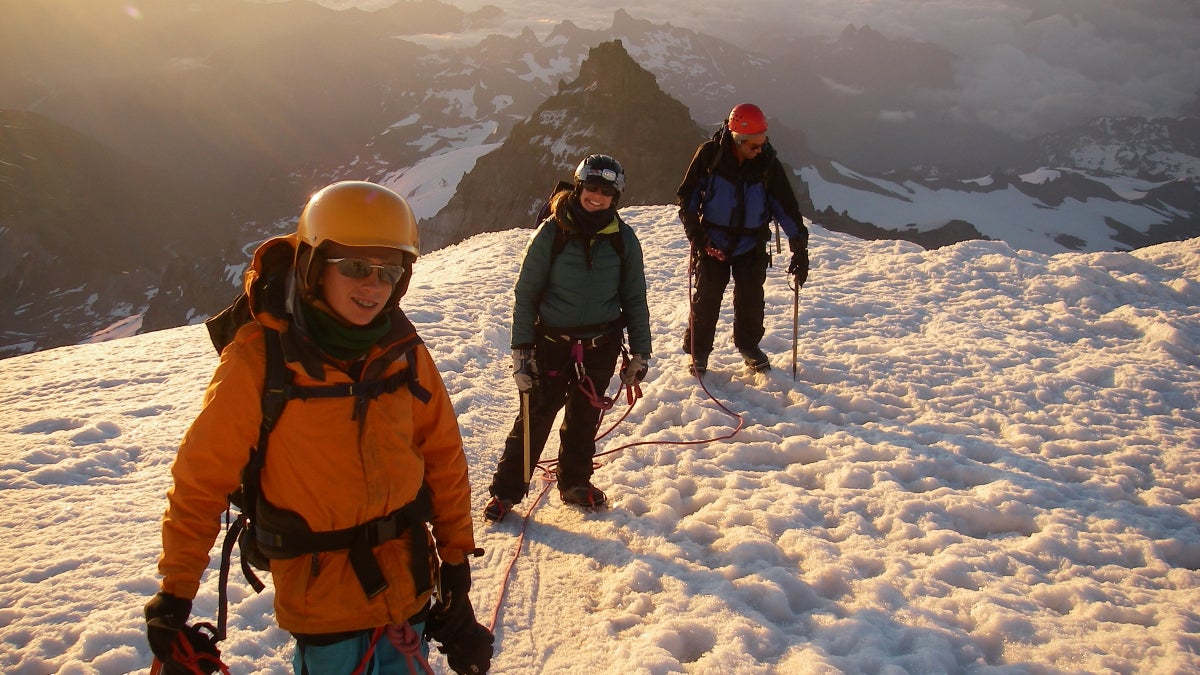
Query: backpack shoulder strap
[[258, 327, 289, 438], [705, 129, 726, 175], [402, 350, 432, 404], [551, 223, 570, 260], [696, 131, 727, 203], [217, 325, 287, 638], [612, 220, 630, 260], [238, 327, 289, 530]]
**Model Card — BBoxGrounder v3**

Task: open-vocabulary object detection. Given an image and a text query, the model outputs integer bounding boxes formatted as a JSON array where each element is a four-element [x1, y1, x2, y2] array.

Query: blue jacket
[[677, 131, 812, 258]]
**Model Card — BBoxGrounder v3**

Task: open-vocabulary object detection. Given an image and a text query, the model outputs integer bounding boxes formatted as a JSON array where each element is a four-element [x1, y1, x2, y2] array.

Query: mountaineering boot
[[688, 353, 709, 376], [560, 484, 608, 508], [739, 347, 771, 372], [483, 496, 514, 522]]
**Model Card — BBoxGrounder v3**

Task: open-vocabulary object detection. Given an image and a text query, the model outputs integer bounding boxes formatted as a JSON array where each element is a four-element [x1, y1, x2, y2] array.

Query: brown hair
[[549, 185, 577, 222]]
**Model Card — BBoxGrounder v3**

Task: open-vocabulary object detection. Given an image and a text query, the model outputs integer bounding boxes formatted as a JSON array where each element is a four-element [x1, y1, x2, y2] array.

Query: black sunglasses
[[582, 182, 617, 198], [741, 137, 768, 152], [325, 257, 405, 285]]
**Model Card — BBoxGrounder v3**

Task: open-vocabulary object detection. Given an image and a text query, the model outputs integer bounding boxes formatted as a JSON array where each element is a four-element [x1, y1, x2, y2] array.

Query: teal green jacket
[[511, 212, 652, 355]]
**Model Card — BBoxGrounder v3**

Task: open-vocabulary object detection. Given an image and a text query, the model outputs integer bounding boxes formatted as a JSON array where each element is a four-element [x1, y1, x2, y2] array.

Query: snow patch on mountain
[[804, 162, 1184, 254], [382, 141, 501, 221]]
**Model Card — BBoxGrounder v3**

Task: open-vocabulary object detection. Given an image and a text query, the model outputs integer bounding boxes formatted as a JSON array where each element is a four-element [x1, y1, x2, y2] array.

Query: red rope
[[350, 623, 435, 675], [484, 384, 742, 640], [349, 627, 387, 675], [486, 478, 554, 633], [385, 623, 436, 675], [151, 627, 233, 675]]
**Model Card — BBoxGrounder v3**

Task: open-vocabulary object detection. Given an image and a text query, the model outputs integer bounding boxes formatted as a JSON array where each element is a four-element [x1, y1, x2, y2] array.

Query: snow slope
[[1, 207, 1198, 673]]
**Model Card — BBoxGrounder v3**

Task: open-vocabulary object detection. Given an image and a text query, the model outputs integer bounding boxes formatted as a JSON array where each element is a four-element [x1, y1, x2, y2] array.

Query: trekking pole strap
[[217, 515, 260, 642]]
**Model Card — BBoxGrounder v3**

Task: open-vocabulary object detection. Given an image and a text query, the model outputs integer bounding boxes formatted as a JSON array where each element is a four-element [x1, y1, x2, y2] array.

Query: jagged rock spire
[[421, 39, 707, 252]]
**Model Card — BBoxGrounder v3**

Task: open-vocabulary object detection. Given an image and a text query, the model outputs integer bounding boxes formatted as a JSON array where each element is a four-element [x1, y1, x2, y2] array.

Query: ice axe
[[521, 390, 532, 484], [790, 275, 800, 381]]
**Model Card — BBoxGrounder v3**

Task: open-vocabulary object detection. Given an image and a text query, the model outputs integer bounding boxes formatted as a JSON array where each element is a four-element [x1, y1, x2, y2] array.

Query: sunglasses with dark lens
[[582, 182, 617, 197], [738, 135, 768, 152], [326, 257, 406, 285]]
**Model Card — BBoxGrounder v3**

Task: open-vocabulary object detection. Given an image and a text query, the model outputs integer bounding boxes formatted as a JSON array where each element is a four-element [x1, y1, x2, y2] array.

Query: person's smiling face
[[319, 249, 405, 325], [579, 182, 616, 212]]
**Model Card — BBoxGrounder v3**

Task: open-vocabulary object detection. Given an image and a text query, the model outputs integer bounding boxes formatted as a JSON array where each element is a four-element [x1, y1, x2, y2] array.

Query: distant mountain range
[[1029, 117, 1200, 180], [1, 1, 1197, 357], [803, 159, 1200, 253]]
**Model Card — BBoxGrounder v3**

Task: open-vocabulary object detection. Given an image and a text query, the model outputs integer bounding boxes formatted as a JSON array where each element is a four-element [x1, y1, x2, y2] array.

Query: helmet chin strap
[[388, 255, 415, 304], [284, 271, 308, 331], [292, 244, 320, 301]]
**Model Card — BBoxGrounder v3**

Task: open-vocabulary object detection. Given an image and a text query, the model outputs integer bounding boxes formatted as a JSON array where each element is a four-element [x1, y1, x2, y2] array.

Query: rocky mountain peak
[[611, 9, 657, 36], [420, 39, 707, 251], [570, 39, 662, 95]]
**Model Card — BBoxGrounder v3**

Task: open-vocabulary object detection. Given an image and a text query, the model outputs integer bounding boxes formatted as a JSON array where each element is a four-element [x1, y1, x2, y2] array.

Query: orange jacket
[[158, 236, 476, 634]]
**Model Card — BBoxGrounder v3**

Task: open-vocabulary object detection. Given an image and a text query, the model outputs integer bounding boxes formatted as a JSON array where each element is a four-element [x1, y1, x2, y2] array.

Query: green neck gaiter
[[300, 302, 391, 361]]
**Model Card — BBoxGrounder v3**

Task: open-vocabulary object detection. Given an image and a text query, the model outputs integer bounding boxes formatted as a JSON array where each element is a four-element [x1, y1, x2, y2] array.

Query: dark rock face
[[420, 40, 708, 251]]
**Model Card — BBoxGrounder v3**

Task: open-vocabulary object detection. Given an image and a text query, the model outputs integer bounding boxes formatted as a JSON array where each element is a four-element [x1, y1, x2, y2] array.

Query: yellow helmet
[[296, 181, 419, 257]]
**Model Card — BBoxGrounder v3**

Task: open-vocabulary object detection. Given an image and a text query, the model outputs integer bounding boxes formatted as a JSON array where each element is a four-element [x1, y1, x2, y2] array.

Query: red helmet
[[727, 103, 768, 135]]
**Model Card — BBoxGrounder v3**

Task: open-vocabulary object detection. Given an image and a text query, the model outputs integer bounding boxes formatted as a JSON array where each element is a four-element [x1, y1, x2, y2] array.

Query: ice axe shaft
[[521, 390, 532, 484], [791, 280, 800, 381]]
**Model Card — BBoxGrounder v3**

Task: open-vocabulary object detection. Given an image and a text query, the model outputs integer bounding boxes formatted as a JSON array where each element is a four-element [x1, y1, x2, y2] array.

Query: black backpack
[[533, 180, 575, 228]]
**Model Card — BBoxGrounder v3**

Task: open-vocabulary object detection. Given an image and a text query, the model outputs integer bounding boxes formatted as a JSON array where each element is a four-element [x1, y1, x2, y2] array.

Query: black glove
[[145, 592, 192, 668], [787, 243, 809, 286], [425, 562, 494, 674], [620, 353, 650, 386]]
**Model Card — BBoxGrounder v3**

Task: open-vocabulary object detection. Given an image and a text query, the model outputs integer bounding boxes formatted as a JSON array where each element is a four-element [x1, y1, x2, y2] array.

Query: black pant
[[490, 335, 622, 501], [684, 245, 769, 357]]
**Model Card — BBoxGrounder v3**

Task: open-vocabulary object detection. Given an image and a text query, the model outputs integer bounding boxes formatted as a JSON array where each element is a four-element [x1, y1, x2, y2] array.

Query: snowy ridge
[[1033, 117, 1200, 180], [1, 207, 1198, 672], [805, 162, 1195, 254]]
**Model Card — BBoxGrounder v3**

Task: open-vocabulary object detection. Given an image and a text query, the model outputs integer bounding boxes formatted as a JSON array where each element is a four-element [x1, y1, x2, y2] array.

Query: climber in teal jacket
[[486, 154, 651, 521]]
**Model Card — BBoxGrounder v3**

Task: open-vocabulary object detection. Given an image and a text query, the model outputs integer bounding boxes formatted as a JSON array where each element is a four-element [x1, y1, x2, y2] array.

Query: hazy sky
[[316, 0, 1200, 138]]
